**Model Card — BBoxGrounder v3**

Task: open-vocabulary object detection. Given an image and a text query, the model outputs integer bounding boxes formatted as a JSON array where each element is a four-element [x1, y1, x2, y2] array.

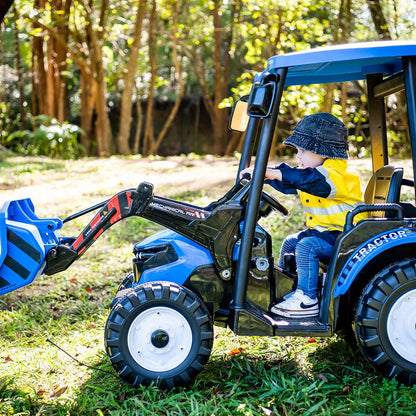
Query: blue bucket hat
[[283, 113, 349, 159]]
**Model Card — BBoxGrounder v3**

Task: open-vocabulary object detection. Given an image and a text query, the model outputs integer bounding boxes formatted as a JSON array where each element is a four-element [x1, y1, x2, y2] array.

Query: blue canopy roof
[[266, 40, 416, 86]]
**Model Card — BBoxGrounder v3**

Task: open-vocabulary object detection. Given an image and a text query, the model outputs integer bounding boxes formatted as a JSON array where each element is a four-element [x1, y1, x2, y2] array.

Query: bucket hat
[[283, 113, 349, 159]]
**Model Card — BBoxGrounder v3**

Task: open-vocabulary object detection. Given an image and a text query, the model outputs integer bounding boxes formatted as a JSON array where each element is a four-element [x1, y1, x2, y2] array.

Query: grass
[[1, 154, 416, 415]]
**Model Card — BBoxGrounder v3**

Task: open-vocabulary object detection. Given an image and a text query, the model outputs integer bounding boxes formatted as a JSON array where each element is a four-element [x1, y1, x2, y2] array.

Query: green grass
[[1, 154, 416, 415]]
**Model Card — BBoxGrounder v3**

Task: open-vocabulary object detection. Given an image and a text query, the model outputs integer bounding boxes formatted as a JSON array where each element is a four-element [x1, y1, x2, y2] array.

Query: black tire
[[104, 281, 213, 388], [355, 259, 416, 385], [108, 273, 136, 309], [117, 272, 135, 291]]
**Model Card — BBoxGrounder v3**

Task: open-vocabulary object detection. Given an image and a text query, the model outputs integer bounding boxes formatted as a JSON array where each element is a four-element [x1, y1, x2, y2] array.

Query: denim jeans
[[278, 230, 336, 299]]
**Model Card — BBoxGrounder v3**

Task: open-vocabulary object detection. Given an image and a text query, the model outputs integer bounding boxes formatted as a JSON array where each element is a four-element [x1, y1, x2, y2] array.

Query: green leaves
[[7, 115, 85, 159]]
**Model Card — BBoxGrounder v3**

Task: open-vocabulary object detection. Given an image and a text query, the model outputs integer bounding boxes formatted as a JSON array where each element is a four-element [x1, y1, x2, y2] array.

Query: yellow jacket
[[299, 159, 366, 231], [267, 159, 366, 232]]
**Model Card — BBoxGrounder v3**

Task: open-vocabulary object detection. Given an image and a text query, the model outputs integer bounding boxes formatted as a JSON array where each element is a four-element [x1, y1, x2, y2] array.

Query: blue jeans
[[278, 230, 337, 299]]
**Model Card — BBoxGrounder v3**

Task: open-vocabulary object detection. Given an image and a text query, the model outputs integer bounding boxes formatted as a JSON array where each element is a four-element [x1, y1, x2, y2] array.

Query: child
[[241, 113, 365, 318]]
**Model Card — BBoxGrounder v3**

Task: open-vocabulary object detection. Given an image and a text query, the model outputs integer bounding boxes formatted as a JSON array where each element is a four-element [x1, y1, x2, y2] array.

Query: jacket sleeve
[[265, 163, 298, 194], [266, 163, 332, 197]]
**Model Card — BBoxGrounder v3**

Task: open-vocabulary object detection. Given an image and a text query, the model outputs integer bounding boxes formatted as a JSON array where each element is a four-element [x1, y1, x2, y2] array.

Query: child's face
[[296, 148, 326, 168]]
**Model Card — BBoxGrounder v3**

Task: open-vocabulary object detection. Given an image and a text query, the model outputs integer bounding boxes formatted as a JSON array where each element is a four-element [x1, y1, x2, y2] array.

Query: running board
[[231, 300, 331, 337]]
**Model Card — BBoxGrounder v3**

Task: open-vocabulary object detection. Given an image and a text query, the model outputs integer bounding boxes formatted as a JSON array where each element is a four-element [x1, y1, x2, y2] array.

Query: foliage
[[1, 155, 415, 415], [1, 0, 416, 156], [6, 115, 85, 159]]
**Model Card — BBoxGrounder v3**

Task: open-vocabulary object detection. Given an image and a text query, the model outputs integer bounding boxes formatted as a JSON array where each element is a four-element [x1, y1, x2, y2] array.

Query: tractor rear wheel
[[104, 281, 213, 388], [355, 259, 416, 385]]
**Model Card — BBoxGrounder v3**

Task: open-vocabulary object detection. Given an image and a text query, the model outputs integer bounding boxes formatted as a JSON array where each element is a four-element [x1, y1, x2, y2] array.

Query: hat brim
[[283, 133, 348, 159]]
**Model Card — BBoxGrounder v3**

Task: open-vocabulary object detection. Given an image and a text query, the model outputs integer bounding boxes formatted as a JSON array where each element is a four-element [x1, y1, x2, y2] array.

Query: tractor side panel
[[135, 229, 215, 286], [333, 227, 416, 297]]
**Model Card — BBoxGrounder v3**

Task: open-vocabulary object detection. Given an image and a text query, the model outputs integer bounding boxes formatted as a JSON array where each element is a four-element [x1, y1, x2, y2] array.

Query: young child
[[241, 113, 365, 318]]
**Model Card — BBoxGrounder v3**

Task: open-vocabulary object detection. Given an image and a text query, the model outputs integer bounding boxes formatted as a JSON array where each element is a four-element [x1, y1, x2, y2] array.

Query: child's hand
[[265, 167, 282, 181], [240, 167, 283, 181]]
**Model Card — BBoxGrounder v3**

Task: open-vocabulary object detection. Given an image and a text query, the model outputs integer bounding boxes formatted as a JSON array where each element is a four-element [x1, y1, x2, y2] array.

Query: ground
[[1, 154, 416, 415]]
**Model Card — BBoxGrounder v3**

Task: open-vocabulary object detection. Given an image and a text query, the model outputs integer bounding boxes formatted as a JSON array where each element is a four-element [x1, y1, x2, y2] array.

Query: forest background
[[0, 0, 416, 159]]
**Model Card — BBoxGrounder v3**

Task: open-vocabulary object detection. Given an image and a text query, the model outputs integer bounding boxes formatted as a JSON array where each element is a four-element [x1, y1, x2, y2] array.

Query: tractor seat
[[363, 165, 404, 217]]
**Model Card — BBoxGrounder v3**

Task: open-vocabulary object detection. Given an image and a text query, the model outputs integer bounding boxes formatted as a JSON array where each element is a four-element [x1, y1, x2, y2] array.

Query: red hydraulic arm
[[44, 182, 154, 275]]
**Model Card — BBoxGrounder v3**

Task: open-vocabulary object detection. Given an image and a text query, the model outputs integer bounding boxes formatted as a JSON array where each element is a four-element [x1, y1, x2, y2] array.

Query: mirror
[[229, 97, 250, 132], [247, 81, 276, 118]]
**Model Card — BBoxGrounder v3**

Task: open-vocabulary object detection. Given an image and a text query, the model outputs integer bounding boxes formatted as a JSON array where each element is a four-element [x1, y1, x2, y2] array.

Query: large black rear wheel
[[355, 259, 416, 385], [105, 281, 213, 388]]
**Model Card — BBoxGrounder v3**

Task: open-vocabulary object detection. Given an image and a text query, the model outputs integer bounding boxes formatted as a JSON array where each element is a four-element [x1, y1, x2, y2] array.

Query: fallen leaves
[[35, 385, 69, 399], [50, 384, 68, 398], [228, 347, 244, 356]]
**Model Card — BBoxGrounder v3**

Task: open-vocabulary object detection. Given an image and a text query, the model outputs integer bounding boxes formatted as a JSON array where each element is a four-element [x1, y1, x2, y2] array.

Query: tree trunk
[[142, 0, 157, 156], [32, 0, 47, 116], [31, 0, 71, 121], [148, 0, 184, 155], [323, 0, 353, 115], [211, 0, 227, 155], [13, 4, 26, 129], [55, 0, 72, 122], [116, 0, 147, 155], [366, 0, 392, 40], [321, 84, 335, 113], [85, 0, 112, 156], [80, 73, 96, 154], [133, 86, 143, 154]]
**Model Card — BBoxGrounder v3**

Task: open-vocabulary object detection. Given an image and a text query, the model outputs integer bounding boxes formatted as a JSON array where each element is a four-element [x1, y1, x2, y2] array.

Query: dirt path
[[0, 155, 411, 219], [0, 156, 240, 216]]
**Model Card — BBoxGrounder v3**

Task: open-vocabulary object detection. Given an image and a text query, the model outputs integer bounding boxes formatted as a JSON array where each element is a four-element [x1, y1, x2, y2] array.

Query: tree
[[12, 3, 26, 129], [3, 0, 416, 159], [141, 0, 185, 156], [366, 0, 392, 40], [116, 0, 147, 155], [83, 0, 113, 156], [30, 0, 72, 122]]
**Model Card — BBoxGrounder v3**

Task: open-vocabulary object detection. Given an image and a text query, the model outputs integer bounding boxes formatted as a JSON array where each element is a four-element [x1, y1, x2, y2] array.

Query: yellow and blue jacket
[[266, 159, 366, 233]]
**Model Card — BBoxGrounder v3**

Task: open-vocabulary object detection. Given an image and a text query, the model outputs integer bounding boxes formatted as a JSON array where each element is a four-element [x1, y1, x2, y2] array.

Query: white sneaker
[[271, 289, 319, 318], [283, 291, 295, 300]]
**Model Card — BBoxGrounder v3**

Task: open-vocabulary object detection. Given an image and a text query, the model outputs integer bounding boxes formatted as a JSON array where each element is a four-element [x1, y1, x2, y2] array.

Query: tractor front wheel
[[355, 259, 416, 385], [104, 281, 213, 388]]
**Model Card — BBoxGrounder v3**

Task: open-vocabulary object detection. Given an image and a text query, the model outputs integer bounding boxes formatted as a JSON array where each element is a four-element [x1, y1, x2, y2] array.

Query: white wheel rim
[[386, 288, 416, 364], [127, 306, 193, 372]]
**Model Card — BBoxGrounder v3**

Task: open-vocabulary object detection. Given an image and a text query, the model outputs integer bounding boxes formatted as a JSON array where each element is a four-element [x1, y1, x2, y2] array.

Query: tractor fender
[[136, 229, 214, 286], [333, 227, 416, 297]]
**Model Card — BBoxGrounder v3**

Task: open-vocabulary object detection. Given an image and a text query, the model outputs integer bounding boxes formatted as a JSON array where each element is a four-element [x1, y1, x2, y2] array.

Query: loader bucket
[[0, 198, 62, 296]]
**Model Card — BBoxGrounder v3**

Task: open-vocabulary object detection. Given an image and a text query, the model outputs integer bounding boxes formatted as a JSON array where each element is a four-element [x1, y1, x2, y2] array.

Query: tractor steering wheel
[[261, 189, 289, 216], [239, 176, 289, 216]]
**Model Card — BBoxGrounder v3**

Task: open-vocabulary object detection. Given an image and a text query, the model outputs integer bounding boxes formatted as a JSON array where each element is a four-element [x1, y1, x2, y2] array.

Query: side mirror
[[229, 97, 250, 132], [247, 81, 276, 118]]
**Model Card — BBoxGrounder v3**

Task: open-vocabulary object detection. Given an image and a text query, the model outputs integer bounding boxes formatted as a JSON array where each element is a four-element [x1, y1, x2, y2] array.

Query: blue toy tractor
[[2, 40, 416, 388]]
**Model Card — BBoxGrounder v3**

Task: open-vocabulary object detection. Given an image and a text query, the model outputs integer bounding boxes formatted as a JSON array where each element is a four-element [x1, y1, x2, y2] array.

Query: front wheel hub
[[127, 306, 193, 372], [151, 330, 169, 348]]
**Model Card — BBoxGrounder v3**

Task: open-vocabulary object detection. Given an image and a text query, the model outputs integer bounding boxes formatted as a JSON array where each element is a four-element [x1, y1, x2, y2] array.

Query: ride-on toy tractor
[[2, 40, 416, 388]]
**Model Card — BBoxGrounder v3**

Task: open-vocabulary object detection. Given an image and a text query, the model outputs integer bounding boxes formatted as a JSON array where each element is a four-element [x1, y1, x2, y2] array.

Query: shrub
[[6, 115, 85, 159]]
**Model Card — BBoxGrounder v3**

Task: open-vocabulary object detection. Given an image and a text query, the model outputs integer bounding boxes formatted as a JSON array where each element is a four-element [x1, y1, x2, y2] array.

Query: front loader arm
[[44, 182, 154, 275], [45, 179, 246, 277]]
